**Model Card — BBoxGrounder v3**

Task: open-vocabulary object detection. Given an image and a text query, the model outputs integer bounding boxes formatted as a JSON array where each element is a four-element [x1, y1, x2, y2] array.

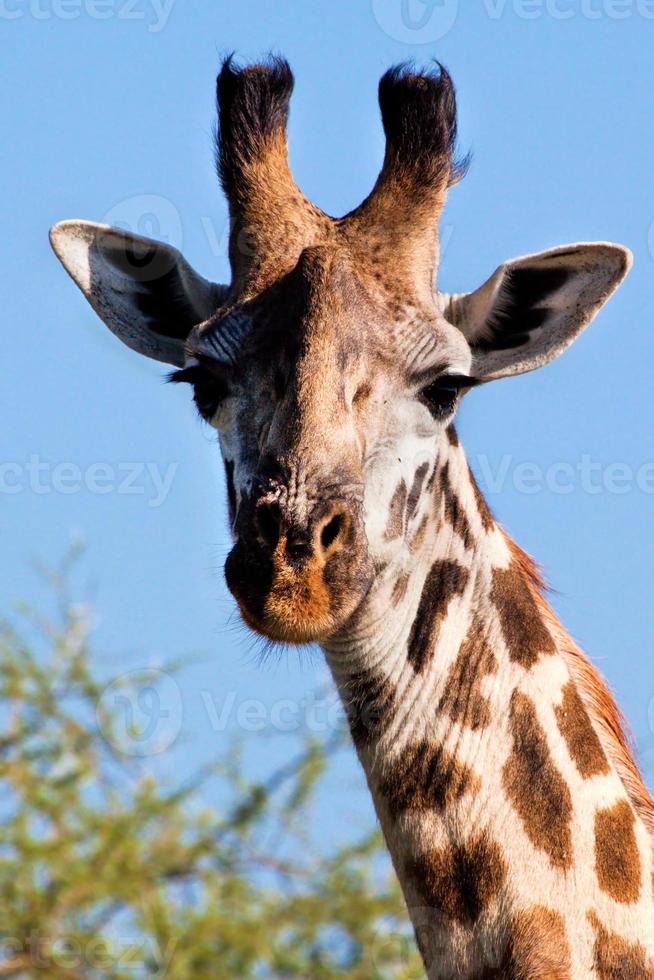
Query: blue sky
[[2, 0, 654, 822]]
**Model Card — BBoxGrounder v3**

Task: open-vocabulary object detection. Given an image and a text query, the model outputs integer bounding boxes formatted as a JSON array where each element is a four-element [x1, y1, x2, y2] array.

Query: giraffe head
[[50, 57, 631, 644]]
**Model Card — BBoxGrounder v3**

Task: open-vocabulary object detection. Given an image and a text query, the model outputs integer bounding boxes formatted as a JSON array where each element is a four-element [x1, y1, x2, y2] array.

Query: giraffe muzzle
[[224, 488, 373, 644]]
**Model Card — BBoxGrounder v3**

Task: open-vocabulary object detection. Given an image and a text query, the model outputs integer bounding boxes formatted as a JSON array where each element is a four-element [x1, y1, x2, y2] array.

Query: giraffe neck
[[323, 431, 654, 979]]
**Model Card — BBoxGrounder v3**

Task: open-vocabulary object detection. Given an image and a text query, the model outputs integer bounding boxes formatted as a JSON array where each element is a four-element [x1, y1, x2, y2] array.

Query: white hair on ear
[[50, 220, 227, 367]]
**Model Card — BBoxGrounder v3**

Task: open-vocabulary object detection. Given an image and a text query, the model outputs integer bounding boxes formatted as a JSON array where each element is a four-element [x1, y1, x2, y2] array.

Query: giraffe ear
[[441, 243, 632, 381], [50, 220, 228, 367]]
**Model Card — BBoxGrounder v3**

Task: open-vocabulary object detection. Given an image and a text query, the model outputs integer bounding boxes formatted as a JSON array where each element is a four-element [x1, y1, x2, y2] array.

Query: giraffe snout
[[224, 478, 373, 644]]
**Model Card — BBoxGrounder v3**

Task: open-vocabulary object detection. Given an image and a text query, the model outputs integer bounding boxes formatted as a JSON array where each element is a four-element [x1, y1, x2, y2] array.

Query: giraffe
[[50, 57, 654, 978]]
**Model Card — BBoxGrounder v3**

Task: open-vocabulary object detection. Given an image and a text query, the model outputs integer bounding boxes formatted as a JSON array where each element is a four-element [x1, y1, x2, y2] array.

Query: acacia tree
[[0, 570, 422, 979]]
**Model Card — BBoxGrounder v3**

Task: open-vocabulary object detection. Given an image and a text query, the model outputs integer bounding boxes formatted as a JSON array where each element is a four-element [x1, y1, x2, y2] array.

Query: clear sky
[[2, 0, 654, 823]]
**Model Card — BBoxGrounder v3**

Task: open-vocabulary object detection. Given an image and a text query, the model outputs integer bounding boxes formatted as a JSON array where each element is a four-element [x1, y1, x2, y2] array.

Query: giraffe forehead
[[201, 241, 472, 382]]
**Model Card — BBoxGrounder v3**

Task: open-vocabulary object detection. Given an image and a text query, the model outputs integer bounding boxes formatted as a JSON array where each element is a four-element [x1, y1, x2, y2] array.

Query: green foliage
[[0, 578, 422, 978]]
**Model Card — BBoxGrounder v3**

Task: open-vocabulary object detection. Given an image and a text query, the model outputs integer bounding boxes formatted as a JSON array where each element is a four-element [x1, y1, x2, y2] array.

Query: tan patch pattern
[[406, 833, 506, 926], [555, 680, 609, 779], [380, 739, 479, 818], [594, 799, 642, 904], [503, 691, 573, 869], [588, 911, 652, 978], [491, 565, 556, 668], [439, 618, 497, 730]]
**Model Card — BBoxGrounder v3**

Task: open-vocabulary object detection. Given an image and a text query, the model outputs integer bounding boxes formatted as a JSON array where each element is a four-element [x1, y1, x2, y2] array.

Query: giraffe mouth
[[224, 539, 373, 644]]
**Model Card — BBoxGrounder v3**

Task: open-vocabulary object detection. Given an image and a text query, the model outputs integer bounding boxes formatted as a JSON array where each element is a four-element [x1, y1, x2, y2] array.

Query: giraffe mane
[[505, 534, 654, 839]]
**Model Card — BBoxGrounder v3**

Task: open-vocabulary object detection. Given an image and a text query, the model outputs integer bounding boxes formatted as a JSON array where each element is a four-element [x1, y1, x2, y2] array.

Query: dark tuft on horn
[[215, 54, 294, 198], [378, 62, 469, 188]]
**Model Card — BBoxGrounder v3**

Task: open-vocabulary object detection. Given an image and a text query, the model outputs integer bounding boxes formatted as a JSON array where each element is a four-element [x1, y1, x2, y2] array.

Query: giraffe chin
[[230, 579, 361, 645], [235, 598, 337, 645]]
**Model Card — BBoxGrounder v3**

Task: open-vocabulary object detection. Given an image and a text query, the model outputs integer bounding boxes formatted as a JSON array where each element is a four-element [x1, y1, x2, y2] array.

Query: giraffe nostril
[[256, 502, 282, 551], [320, 511, 346, 553]]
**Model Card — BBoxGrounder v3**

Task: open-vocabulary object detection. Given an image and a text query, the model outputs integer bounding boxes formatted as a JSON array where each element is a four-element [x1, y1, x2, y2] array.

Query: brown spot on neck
[[491, 564, 556, 668], [406, 833, 506, 927], [440, 460, 475, 549], [555, 680, 609, 779], [439, 618, 497, 730], [479, 905, 571, 979], [594, 799, 642, 904], [407, 560, 469, 673], [503, 690, 573, 869], [343, 666, 396, 748], [588, 910, 653, 978], [379, 739, 479, 818]]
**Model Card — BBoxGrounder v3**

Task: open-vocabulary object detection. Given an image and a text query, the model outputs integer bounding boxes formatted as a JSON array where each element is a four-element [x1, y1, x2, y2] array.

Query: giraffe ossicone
[[51, 56, 653, 978]]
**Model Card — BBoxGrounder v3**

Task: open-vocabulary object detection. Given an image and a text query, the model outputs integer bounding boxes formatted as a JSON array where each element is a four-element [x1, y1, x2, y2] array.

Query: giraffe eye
[[168, 365, 229, 421], [420, 378, 461, 420]]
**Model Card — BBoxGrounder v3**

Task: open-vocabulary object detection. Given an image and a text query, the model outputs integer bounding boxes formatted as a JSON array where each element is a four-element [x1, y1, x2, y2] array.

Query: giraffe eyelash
[[167, 366, 205, 385], [167, 366, 229, 420]]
